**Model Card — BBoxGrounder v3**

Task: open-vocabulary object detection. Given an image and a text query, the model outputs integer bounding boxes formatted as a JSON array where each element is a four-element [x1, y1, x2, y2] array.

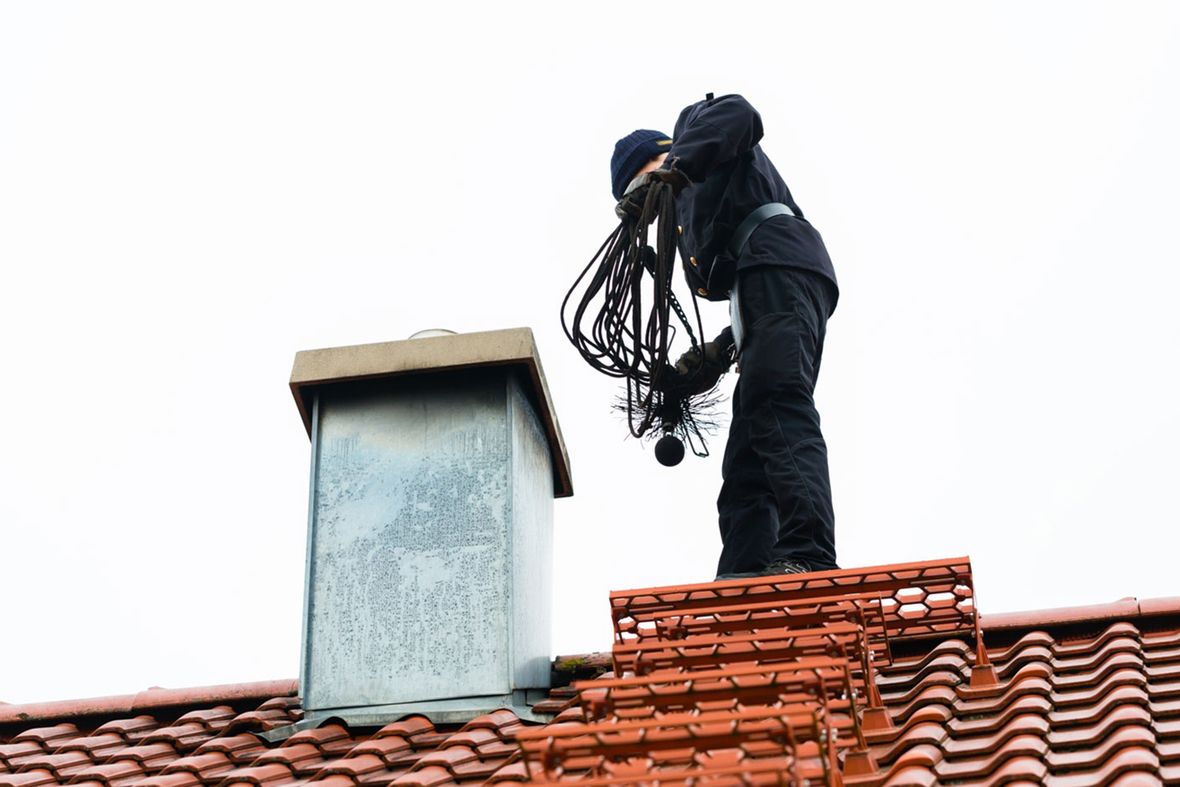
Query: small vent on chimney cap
[[409, 328, 457, 339]]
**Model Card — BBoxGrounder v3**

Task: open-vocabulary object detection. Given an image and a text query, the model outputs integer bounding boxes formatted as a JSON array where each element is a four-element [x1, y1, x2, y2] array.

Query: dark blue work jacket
[[665, 94, 838, 311]]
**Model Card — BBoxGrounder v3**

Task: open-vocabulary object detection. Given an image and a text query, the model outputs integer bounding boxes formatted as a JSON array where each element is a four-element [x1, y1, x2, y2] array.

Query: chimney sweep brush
[[561, 178, 725, 464]]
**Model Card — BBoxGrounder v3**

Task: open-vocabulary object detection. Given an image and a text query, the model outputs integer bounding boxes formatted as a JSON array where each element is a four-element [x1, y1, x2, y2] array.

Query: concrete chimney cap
[[289, 327, 573, 497]]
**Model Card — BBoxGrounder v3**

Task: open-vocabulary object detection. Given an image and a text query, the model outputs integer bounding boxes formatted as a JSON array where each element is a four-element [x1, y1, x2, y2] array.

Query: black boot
[[759, 558, 810, 577]]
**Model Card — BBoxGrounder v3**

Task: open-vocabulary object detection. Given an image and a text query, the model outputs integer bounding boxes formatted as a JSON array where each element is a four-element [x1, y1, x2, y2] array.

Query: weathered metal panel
[[508, 375, 554, 689], [300, 368, 553, 715]]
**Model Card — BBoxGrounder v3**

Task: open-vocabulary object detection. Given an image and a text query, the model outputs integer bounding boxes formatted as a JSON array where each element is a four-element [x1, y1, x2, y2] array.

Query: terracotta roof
[[3, 558, 1180, 785]]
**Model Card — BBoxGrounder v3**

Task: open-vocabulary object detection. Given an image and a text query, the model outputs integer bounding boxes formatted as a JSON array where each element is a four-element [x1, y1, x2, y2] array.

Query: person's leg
[[715, 375, 779, 578], [736, 265, 838, 571]]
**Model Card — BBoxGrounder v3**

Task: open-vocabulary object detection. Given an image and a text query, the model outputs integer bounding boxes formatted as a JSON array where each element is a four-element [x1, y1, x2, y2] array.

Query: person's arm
[[664, 94, 764, 183]]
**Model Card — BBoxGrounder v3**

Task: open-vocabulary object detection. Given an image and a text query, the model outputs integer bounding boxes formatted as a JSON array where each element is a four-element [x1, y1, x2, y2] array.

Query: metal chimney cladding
[[288, 328, 572, 728]]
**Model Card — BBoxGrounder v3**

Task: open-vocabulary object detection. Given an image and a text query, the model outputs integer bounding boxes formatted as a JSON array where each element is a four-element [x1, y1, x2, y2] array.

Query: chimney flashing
[[274, 690, 554, 738]]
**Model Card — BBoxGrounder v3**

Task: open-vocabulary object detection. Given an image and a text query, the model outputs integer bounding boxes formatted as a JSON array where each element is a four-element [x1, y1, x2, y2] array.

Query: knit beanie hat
[[611, 129, 673, 199]]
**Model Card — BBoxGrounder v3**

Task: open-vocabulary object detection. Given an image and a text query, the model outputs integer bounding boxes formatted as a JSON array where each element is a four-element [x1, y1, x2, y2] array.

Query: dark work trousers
[[716, 264, 838, 576]]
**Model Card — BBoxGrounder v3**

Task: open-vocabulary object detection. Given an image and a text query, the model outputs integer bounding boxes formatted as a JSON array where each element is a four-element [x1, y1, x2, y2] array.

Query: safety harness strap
[[728, 202, 795, 260]]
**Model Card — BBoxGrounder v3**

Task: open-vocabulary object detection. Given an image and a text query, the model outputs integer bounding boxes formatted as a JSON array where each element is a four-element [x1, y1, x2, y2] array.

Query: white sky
[[2, 2, 1178, 705]]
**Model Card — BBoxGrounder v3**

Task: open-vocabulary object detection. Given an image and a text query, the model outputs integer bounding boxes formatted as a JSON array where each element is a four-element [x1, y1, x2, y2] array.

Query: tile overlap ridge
[[872, 618, 1180, 784], [515, 556, 988, 785], [0, 699, 534, 787]]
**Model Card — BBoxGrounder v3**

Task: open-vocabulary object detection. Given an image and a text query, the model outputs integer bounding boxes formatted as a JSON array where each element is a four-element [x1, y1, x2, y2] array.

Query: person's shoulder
[[677, 93, 755, 119], [673, 93, 761, 136], [673, 93, 719, 133]]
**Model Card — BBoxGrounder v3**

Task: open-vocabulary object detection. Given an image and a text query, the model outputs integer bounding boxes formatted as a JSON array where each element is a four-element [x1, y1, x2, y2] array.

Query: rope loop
[[561, 182, 722, 456]]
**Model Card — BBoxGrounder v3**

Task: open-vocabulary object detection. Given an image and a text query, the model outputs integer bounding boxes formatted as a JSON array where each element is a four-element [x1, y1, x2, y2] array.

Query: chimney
[[287, 328, 572, 726]]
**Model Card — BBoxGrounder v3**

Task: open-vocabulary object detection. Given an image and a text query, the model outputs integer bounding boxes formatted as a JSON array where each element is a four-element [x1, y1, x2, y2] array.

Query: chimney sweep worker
[[611, 93, 839, 580]]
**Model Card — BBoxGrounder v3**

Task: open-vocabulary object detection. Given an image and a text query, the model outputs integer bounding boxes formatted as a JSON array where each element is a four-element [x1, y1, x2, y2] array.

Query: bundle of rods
[[561, 180, 719, 456]]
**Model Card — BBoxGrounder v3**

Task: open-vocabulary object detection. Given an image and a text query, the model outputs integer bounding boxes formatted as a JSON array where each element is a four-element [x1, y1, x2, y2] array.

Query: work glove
[[615, 173, 655, 221], [650, 163, 692, 195], [614, 164, 691, 221], [662, 339, 735, 396]]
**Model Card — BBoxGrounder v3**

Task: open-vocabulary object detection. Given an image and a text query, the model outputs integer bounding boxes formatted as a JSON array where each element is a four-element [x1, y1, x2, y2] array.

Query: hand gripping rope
[[560, 179, 723, 464]]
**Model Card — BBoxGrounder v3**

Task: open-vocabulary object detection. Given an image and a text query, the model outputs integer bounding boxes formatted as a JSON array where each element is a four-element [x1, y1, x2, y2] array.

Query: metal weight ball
[[654, 434, 685, 466]]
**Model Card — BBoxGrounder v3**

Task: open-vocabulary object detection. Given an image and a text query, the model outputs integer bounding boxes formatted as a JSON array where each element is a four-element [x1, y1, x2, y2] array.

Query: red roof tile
[[3, 558, 1180, 785]]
